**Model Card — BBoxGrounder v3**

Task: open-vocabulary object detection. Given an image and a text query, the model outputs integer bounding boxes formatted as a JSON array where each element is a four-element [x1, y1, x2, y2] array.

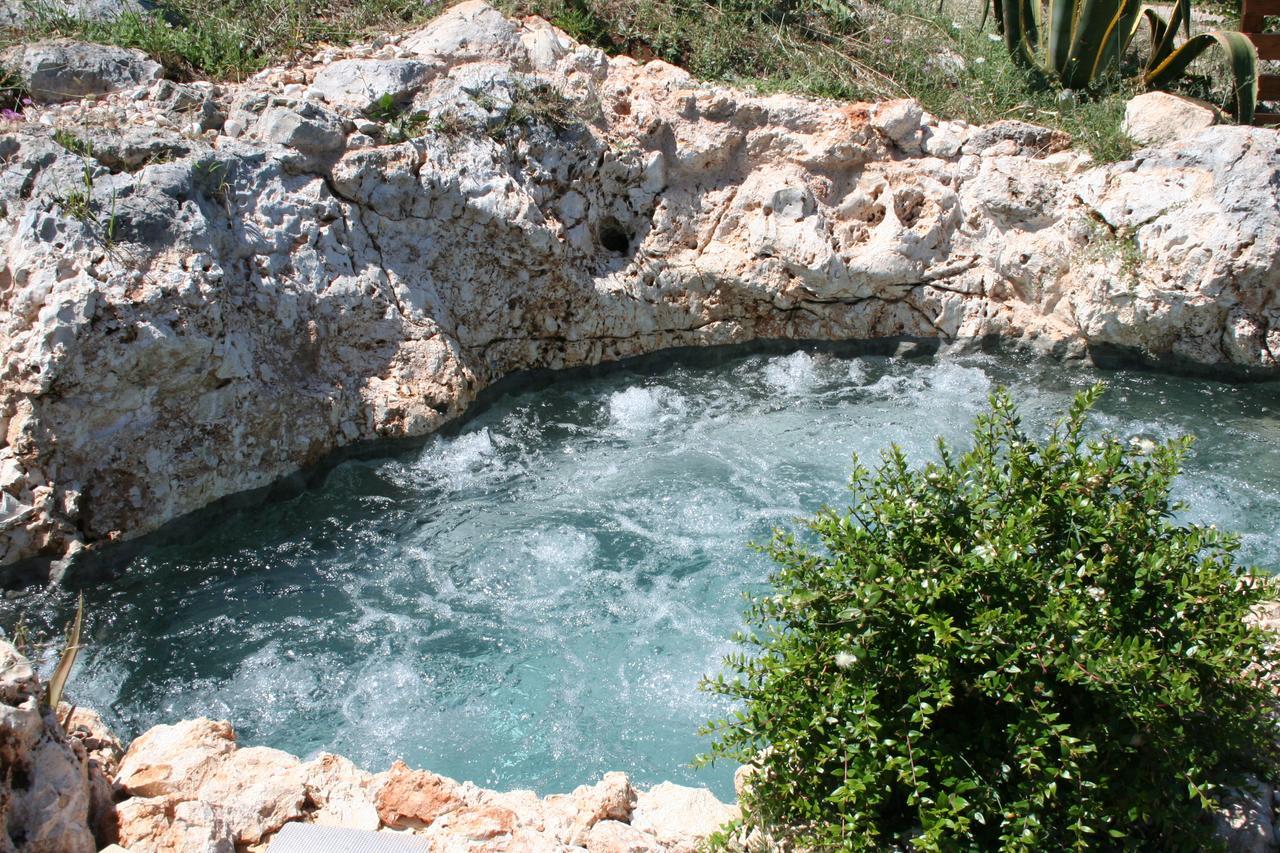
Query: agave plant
[[988, 0, 1258, 122]]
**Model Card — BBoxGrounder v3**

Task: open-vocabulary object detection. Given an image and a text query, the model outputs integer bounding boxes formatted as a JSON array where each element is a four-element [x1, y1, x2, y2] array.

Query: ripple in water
[[4, 351, 1280, 799]]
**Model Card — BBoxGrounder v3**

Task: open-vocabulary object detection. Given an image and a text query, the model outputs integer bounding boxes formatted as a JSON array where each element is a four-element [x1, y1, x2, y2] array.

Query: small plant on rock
[[699, 384, 1279, 850], [485, 80, 582, 141], [365, 92, 430, 143]]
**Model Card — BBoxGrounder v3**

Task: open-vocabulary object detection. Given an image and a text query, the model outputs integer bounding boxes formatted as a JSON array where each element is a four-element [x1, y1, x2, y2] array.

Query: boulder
[[402, 0, 523, 63], [114, 718, 306, 846], [1122, 91, 1219, 147], [630, 783, 739, 853], [0, 640, 96, 853], [586, 819, 663, 853], [256, 102, 349, 154], [3, 40, 161, 104], [115, 796, 235, 853], [309, 59, 438, 111], [544, 771, 636, 844], [302, 752, 380, 831], [196, 746, 307, 844], [374, 761, 467, 830], [114, 718, 237, 798], [869, 98, 924, 150]]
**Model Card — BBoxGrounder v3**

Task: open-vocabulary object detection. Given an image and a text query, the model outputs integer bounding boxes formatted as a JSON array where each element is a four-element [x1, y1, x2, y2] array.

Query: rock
[[303, 752, 380, 831], [61, 703, 124, 845], [115, 796, 235, 853], [402, 0, 523, 63], [256, 102, 349, 154], [196, 746, 307, 844], [586, 819, 663, 853], [374, 761, 467, 829], [1, 0, 1279, 581], [544, 771, 637, 844], [1122, 91, 1219, 147], [0, 640, 96, 853], [309, 59, 437, 111], [149, 79, 225, 131], [631, 783, 739, 853], [1216, 779, 1280, 853], [961, 119, 1071, 156], [3, 40, 162, 104], [114, 718, 237, 798], [425, 805, 519, 847], [114, 719, 304, 846], [870, 98, 924, 150], [0, 0, 154, 29]]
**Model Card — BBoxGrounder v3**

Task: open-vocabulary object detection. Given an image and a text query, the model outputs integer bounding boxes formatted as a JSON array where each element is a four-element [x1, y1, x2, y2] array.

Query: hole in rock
[[597, 217, 632, 254]]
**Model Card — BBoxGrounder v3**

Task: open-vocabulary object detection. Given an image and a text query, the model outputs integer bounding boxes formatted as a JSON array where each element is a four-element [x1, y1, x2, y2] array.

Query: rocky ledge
[[1, 638, 741, 853], [7, 628, 1280, 853], [0, 1, 1277, 575]]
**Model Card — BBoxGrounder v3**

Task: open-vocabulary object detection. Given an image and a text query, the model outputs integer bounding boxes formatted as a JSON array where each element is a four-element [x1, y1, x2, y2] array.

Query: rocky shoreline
[[1, 0, 1278, 577], [1, 637, 743, 852], [7, 621, 1280, 852]]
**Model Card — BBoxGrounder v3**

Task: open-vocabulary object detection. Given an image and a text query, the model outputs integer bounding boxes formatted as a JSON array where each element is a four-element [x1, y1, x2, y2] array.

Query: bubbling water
[[4, 350, 1280, 799]]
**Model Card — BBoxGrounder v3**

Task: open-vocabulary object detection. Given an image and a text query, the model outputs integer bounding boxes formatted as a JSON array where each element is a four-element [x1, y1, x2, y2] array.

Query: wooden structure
[[1241, 0, 1280, 123]]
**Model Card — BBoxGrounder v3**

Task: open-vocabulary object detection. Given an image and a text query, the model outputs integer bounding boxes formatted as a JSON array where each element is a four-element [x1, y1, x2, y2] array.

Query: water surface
[[5, 350, 1280, 799]]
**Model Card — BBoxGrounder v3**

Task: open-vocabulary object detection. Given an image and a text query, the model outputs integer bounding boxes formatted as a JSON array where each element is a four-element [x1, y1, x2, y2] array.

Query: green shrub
[[699, 385, 1279, 850]]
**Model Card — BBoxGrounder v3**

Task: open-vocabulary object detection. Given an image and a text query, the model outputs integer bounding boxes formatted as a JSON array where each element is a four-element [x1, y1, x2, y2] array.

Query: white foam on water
[[606, 386, 688, 432], [763, 350, 820, 394], [409, 427, 512, 491], [11, 350, 1280, 802]]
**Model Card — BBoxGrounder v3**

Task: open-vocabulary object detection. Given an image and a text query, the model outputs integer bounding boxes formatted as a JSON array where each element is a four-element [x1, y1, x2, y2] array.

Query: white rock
[[309, 59, 437, 111], [1122, 91, 1219, 147], [3, 39, 162, 104], [631, 783, 739, 853]]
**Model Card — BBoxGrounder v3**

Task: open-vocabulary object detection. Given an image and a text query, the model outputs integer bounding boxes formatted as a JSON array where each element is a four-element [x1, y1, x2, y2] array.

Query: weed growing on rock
[[473, 80, 584, 141], [699, 385, 1279, 850], [365, 92, 430, 143]]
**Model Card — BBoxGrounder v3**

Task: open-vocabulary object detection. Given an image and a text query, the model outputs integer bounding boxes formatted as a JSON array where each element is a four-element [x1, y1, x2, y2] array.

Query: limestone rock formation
[[104, 712, 731, 851], [1122, 91, 1220, 147], [2, 40, 162, 104], [0, 2, 1277, 584], [0, 641, 96, 853]]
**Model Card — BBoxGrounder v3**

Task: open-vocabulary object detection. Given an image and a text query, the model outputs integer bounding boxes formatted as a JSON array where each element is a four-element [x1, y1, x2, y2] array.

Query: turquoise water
[[4, 349, 1280, 800]]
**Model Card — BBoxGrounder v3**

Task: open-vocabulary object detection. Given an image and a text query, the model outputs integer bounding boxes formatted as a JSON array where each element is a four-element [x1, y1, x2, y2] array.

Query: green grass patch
[[3, 0, 445, 80]]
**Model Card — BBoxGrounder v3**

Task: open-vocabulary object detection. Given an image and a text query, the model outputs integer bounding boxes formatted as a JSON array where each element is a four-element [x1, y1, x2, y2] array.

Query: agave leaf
[[1064, 0, 1122, 87], [1148, 0, 1186, 66], [1139, 6, 1171, 65], [45, 592, 84, 710], [983, 0, 1000, 36], [999, 0, 1041, 69], [1024, 0, 1043, 50], [1092, 0, 1142, 80], [1143, 29, 1258, 123], [1047, 0, 1079, 75]]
